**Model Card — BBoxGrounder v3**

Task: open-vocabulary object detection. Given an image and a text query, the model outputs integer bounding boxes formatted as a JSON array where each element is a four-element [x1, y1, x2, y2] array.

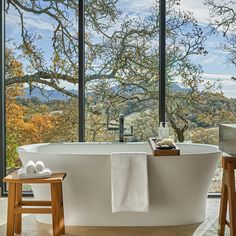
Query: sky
[[176, 0, 236, 98], [5, 0, 236, 98], [116, 0, 236, 98]]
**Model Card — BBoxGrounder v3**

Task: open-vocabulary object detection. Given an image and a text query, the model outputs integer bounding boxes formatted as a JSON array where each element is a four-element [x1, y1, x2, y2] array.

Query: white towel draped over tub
[[111, 152, 149, 213]]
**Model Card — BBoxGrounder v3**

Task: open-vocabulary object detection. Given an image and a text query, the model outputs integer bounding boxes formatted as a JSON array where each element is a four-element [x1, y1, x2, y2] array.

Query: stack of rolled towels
[[18, 160, 52, 179]]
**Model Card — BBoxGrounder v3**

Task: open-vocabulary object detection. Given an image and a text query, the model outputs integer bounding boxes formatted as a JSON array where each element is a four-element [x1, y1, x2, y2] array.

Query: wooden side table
[[3, 171, 66, 236], [219, 156, 236, 236]]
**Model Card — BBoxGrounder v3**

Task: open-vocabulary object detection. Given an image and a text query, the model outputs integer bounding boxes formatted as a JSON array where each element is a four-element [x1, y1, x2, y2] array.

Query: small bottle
[[158, 122, 165, 139], [158, 122, 169, 139], [163, 122, 169, 139]]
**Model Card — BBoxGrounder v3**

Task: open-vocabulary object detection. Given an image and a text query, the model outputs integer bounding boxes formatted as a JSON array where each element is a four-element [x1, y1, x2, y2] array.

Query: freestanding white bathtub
[[17, 142, 221, 226]]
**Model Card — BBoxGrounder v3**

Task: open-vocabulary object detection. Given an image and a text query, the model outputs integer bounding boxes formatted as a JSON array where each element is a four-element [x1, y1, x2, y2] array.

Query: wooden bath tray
[[149, 138, 180, 156]]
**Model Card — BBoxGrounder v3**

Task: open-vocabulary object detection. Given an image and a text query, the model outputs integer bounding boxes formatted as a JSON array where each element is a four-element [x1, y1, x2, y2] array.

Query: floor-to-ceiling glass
[[85, 0, 160, 142], [2, 0, 234, 195], [166, 0, 236, 193], [5, 1, 79, 183]]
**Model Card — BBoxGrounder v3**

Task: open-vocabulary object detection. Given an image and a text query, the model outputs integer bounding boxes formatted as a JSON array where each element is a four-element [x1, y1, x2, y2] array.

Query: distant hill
[[170, 83, 190, 92], [18, 83, 188, 102], [110, 83, 189, 94], [18, 87, 77, 102]]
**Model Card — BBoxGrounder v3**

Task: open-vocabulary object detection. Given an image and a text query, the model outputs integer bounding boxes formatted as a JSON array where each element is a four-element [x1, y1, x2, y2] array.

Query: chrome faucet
[[107, 114, 134, 142]]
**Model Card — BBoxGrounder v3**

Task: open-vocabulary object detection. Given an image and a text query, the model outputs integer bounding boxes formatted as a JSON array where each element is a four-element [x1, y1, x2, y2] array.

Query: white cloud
[[118, 0, 155, 13], [177, 0, 211, 24], [24, 14, 53, 31], [201, 55, 221, 65], [201, 73, 236, 98], [202, 72, 234, 81], [179, 0, 236, 31], [6, 11, 53, 31]]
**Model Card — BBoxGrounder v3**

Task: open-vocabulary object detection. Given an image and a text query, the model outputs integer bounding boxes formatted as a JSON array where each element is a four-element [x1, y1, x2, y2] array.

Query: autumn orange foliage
[[6, 50, 57, 169]]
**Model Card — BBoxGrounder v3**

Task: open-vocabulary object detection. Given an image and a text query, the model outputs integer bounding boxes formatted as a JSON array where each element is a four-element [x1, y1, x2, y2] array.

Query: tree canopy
[[206, 0, 236, 75]]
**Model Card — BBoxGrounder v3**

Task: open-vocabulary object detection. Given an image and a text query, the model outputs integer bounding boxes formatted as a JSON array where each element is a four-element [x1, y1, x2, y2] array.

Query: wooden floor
[[0, 197, 229, 236]]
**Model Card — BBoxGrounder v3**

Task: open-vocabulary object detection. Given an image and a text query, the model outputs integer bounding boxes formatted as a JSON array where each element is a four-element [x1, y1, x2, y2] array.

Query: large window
[[165, 0, 236, 193], [1, 0, 236, 194], [4, 1, 79, 177], [85, 0, 160, 142]]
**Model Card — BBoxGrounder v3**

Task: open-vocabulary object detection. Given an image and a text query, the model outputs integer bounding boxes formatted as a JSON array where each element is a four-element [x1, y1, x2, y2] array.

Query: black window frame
[[0, 0, 6, 195]]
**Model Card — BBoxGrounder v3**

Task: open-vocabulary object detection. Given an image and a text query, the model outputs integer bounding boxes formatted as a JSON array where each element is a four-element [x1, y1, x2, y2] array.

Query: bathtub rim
[[17, 142, 222, 157]]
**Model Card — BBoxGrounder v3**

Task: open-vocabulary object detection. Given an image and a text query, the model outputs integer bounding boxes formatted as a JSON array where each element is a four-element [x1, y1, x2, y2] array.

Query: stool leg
[[15, 183, 22, 234], [7, 183, 16, 236], [51, 183, 61, 236], [228, 162, 236, 236], [219, 168, 228, 236], [58, 183, 65, 234]]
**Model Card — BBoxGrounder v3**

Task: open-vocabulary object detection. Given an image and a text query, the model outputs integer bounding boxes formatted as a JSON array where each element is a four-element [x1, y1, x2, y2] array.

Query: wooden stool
[[3, 171, 66, 236], [219, 156, 236, 236]]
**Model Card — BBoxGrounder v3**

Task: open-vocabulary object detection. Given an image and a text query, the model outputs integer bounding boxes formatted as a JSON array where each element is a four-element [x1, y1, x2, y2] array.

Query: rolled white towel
[[35, 161, 45, 173], [18, 167, 52, 179], [39, 168, 52, 176], [18, 168, 26, 178], [25, 160, 36, 174]]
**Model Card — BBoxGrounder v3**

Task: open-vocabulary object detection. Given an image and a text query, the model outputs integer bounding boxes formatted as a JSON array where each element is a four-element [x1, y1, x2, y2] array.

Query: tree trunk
[[168, 117, 186, 142], [176, 129, 185, 142]]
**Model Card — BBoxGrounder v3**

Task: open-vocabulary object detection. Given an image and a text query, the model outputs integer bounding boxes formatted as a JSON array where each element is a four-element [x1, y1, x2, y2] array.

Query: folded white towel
[[18, 168, 26, 177], [35, 161, 45, 173], [18, 167, 52, 179], [111, 152, 149, 213], [25, 160, 36, 174]]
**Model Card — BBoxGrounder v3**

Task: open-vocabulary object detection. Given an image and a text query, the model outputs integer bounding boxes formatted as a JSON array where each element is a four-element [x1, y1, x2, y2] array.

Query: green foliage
[[6, 132, 21, 169], [190, 128, 219, 145]]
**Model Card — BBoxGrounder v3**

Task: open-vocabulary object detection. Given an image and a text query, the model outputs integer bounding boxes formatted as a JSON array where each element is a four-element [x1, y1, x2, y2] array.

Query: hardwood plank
[[222, 156, 236, 169], [7, 183, 16, 236], [21, 200, 52, 206], [58, 182, 65, 234], [218, 167, 228, 236], [3, 171, 66, 184], [15, 183, 22, 234], [227, 162, 236, 236], [14, 207, 52, 214], [51, 183, 61, 236]]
